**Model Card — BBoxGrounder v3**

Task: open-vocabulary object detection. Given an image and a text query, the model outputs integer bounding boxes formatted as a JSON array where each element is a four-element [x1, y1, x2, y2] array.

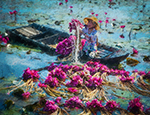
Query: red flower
[[65, 0, 68, 3], [109, 0, 112, 2], [105, 12, 107, 15]]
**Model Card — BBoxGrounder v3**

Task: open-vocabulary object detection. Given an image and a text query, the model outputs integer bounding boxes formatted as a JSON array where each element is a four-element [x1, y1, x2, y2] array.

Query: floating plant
[[1, 60, 150, 114]]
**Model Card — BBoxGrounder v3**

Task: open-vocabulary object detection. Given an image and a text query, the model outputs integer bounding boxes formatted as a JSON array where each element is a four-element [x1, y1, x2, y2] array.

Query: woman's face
[[87, 19, 97, 29]]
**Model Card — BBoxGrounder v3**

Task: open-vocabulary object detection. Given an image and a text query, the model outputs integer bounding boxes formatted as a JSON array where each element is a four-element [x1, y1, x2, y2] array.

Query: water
[[0, 0, 150, 114]]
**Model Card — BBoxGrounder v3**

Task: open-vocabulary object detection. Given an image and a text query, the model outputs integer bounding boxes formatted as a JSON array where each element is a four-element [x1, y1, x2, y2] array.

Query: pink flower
[[120, 34, 124, 38], [86, 99, 104, 114], [9, 11, 13, 15], [105, 100, 120, 113], [69, 6, 73, 8], [109, 0, 112, 2], [38, 82, 47, 88], [64, 96, 83, 109], [133, 48, 138, 54], [59, 2, 63, 5], [65, 0, 68, 3], [112, 19, 116, 21], [95, 14, 98, 16], [105, 19, 109, 23], [1, 38, 7, 43], [128, 97, 144, 114], [55, 97, 61, 104], [99, 20, 103, 23], [105, 12, 107, 15], [22, 92, 30, 99], [120, 25, 125, 28], [91, 12, 94, 15], [68, 87, 78, 93], [13, 10, 17, 14]]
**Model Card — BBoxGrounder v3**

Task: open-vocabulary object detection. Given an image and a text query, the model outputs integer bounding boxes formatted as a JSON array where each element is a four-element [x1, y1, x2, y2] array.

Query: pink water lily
[[112, 19, 116, 21], [69, 6, 73, 8], [91, 12, 94, 15], [59, 2, 63, 5], [133, 48, 138, 54], [120, 25, 125, 28], [105, 12, 107, 15], [38, 82, 47, 88], [95, 14, 98, 16], [9, 11, 13, 15], [99, 20, 103, 23], [55, 97, 62, 104], [13, 10, 17, 14], [120, 34, 124, 38], [68, 87, 78, 93], [22, 92, 30, 99], [65, 0, 68, 3], [109, 0, 112, 2], [105, 20, 109, 23], [128, 97, 144, 114]]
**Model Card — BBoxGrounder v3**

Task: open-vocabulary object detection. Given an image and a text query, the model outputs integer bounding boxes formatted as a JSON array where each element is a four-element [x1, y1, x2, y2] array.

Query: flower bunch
[[55, 97, 61, 104], [86, 99, 104, 114], [68, 87, 78, 93], [22, 91, 30, 99], [66, 75, 83, 87], [85, 76, 103, 89], [119, 75, 134, 83], [0, 34, 9, 44], [49, 67, 67, 81], [47, 62, 57, 71], [138, 71, 146, 76], [127, 97, 143, 114], [45, 76, 59, 88], [38, 82, 47, 88], [64, 96, 83, 109], [58, 63, 71, 72], [56, 35, 75, 56], [86, 61, 100, 67], [22, 67, 40, 82], [69, 19, 84, 32], [105, 100, 120, 113], [43, 100, 58, 114], [86, 66, 98, 75], [70, 65, 83, 73], [110, 69, 130, 77]]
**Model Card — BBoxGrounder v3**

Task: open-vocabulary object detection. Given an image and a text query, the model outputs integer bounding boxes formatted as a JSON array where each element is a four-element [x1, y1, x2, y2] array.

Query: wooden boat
[[6, 23, 129, 64], [6, 23, 70, 55]]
